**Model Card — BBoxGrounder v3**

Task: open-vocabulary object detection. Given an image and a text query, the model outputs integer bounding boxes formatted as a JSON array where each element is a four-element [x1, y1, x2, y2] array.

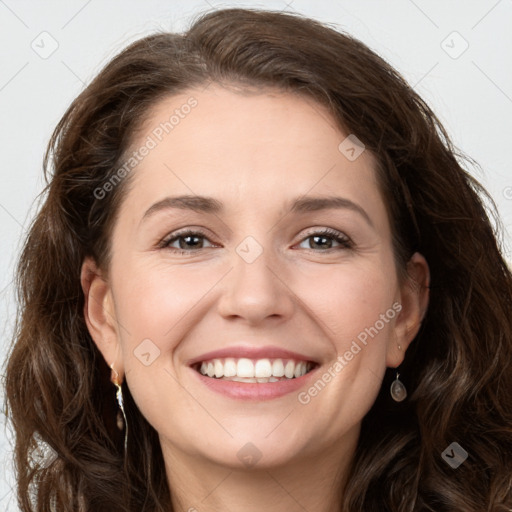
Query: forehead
[[119, 84, 384, 221]]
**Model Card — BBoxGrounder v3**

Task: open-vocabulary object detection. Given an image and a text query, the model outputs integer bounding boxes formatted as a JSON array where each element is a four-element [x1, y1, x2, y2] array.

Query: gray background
[[1, 1, 511, 510]]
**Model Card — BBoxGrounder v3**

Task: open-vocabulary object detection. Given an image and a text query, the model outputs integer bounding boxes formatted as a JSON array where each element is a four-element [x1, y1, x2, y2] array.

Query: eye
[[158, 227, 353, 255], [296, 228, 353, 251], [158, 229, 217, 254]]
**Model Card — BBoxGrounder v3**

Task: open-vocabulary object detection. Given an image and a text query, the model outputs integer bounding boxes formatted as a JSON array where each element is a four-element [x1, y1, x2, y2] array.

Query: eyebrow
[[141, 194, 373, 227]]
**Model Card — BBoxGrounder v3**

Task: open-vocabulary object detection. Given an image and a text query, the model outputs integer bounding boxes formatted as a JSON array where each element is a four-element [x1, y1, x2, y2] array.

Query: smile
[[193, 357, 317, 383]]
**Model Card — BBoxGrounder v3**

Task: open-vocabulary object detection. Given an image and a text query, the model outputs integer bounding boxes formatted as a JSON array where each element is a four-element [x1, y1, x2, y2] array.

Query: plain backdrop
[[1, 1, 511, 510]]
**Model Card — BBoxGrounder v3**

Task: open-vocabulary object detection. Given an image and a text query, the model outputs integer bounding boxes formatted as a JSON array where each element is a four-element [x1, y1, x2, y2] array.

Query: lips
[[187, 346, 320, 400], [187, 345, 319, 368]]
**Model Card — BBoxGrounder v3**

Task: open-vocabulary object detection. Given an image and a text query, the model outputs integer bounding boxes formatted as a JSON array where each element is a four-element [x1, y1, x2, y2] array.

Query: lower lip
[[190, 366, 319, 400]]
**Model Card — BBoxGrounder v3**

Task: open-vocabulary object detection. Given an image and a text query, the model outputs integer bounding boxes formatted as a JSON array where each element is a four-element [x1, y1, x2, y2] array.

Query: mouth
[[191, 357, 319, 383]]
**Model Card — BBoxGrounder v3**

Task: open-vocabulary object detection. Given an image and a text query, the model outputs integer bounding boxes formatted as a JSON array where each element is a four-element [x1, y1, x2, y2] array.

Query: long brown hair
[[4, 7, 512, 511]]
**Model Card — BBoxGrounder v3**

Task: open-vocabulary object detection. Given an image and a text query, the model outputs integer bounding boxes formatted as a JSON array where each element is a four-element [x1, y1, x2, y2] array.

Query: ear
[[387, 252, 430, 368], [80, 257, 124, 381]]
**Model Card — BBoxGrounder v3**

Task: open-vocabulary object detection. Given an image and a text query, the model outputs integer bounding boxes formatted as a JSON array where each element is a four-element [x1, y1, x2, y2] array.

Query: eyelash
[[158, 228, 353, 255]]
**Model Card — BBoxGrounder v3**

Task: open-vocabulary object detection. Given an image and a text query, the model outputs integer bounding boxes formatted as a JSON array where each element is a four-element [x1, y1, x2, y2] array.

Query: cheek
[[114, 254, 398, 372], [112, 264, 206, 428], [106, 259, 399, 456], [297, 261, 398, 348], [113, 261, 211, 346], [289, 267, 399, 445]]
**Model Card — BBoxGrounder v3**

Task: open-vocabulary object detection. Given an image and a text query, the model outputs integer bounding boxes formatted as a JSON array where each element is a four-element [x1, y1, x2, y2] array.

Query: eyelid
[[300, 227, 349, 240], [158, 227, 215, 250], [159, 226, 353, 253], [296, 227, 353, 250]]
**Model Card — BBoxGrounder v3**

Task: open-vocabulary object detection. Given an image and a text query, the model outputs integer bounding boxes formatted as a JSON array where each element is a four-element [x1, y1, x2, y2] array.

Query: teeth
[[221, 376, 286, 383], [223, 358, 237, 377], [214, 359, 224, 378], [237, 358, 254, 378], [294, 361, 306, 378], [231, 376, 257, 383], [197, 357, 313, 380], [284, 360, 295, 379], [254, 359, 272, 378], [272, 359, 285, 377]]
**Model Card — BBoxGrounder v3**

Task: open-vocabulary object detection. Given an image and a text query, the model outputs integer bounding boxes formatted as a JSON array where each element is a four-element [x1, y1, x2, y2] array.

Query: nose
[[216, 240, 295, 326]]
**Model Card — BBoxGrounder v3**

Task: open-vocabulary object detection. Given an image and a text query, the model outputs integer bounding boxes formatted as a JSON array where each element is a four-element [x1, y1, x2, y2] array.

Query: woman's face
[[83, 84, 427, 471]]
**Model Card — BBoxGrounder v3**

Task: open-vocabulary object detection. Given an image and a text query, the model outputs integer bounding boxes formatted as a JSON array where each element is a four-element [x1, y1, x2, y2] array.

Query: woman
[[4, 7, 512, 512]]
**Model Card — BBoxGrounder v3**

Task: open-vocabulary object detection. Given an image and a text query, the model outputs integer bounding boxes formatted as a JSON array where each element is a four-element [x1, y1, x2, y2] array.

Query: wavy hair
[[4, 7, 512, 511]]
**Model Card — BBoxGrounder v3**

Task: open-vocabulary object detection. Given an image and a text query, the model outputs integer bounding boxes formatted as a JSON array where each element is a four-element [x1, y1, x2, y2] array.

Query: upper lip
[[187, 345, 320, 367]]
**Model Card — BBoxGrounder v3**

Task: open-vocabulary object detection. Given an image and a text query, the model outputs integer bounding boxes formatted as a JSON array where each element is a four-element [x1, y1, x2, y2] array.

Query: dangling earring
[[110, 363, 128, 457], [390, 372, 407, 402]]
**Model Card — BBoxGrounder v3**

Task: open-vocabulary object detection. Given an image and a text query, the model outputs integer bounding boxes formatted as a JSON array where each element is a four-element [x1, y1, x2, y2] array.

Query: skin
[[81, 84, 429, 512]]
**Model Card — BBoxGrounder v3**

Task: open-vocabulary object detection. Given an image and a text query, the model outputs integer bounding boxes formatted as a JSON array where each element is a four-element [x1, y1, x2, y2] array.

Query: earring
[[390, 372, 407, 402], [110, 363, 128, 457]]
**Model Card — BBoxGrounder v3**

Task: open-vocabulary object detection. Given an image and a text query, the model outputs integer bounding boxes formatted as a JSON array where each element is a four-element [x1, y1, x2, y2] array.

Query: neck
[[161, 425, 359, 512]]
